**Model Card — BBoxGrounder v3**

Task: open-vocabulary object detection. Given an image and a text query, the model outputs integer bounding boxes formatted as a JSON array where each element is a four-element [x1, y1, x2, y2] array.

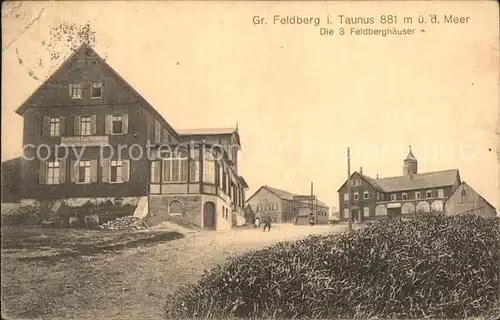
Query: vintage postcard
[[1, 1, 499, 319]]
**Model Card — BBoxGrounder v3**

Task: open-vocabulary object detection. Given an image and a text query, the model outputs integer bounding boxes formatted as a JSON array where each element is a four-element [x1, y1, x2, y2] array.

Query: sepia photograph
[[1, 1, 499, 319]]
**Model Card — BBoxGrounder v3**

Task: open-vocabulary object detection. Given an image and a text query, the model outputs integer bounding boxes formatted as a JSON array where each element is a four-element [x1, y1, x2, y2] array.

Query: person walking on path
[[263, 214, 272, 232]]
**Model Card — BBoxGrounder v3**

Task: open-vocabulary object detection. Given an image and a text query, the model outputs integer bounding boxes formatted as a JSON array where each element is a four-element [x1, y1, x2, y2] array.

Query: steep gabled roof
[[447, 181, 496, 211], [337, 171, 385, 192], [15, 43, 180, 140]]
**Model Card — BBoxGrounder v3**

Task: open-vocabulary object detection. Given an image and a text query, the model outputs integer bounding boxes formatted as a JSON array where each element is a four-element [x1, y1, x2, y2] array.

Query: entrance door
[[203, 202, 216, 230]]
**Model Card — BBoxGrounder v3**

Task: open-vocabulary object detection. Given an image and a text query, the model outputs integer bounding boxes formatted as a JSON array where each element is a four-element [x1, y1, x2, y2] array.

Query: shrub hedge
[[164, 214, 500, 319]]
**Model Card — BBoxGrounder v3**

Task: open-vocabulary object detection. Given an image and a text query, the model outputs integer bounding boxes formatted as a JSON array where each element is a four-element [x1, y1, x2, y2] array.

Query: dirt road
[[1, 224, 350, 320]]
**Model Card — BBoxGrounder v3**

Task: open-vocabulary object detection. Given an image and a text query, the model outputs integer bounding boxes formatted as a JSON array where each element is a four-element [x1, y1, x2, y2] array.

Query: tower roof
[[405, 145, 417, 161]]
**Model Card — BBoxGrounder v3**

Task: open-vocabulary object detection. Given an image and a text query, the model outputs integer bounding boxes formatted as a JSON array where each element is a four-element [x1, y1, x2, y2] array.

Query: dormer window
[[70, 83, 83, 99], [91, 81, 103, 98]]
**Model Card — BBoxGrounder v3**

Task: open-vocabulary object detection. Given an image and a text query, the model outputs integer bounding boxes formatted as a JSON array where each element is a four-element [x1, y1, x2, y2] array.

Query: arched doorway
[[416, 201, 430, 213], [203, 201, 216, 230], [402, 202, 415, 215], [431, 200, 444, 213]]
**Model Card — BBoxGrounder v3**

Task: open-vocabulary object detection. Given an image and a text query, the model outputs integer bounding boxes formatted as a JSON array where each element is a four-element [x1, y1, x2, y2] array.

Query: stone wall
[[148, 194, 203, 228]]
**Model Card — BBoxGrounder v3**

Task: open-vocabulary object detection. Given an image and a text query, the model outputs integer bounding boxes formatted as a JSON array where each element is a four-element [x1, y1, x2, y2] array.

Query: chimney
[[360, 167, 363, 174], [376, 174, 379, 179]]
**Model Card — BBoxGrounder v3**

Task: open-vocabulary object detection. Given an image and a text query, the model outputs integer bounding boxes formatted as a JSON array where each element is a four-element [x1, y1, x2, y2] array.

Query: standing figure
[[254, 216, 260, 228], [263, 215, 272, 232]]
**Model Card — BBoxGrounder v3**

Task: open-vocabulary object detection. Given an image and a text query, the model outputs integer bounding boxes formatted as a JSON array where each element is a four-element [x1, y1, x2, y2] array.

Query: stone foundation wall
[[148, 195, 203, 228]]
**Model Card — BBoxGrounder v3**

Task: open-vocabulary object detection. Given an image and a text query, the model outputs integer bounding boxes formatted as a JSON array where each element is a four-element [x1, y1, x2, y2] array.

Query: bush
[[164, 214, 500, 319], [1, 205, 42, 226]]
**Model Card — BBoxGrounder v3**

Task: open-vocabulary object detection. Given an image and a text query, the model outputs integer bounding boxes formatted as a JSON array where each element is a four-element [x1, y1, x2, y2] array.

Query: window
[[344, 193, 349, 201], [49, 117, 60, 136], [344, 208, 349, 219], [354, 192, 359, 200], [379, 193, 384, 201], [169, 201, 183, 215], [391, 194, 396, 201], [364, 191, 369, 200], [415, 191, 421, 199], [363, 207, 370, 217], [112, 115, 123, 134], [91, 81, 103, 98], [438, 189, 444, 198], [352, 178, 360, 186], [163, 151, 188, 182], [402, 193, 408, 200], [80, 116, 92, 136], [426, 190, 432, 198], [47, 161, 60, 184], [110, 160, 123, 183], [151, 160, 161, 183], [190, 160, 200, 182], [70, 83, 82, 99], [460, 189, 467, 203], [203, 160, 215, 183], [78, 161, 91, 183]]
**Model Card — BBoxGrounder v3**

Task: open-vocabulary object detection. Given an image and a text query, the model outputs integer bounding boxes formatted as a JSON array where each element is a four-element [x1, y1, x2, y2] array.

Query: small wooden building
[[444, 181, 497, 218]]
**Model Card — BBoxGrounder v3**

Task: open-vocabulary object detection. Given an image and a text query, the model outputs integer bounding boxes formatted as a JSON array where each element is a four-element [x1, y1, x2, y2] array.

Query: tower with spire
[[403, 145, 418, 176]]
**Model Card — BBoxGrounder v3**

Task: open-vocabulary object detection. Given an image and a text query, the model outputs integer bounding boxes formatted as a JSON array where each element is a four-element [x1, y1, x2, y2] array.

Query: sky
[[2, 1, 499, 211]]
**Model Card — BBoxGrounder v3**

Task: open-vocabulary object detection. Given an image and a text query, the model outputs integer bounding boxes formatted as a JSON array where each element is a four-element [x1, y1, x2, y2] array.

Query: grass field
[[1, 223, 347, 319]]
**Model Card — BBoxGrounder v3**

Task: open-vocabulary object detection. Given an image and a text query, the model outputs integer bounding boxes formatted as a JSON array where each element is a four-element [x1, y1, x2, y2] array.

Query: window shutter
[[90, 160, 98, 183], [42, 116, 50, 136], [122, 114, 129, 134], [151, 161, 160, 183], [59, 159, 66, 183], [154, 120, 161, 144], [73, 116, 81, 135], [91, 115, 97, 135], [70, 160, 78, 182], [39, 160, 47, 184], [101, 159, 110, 183], [122, 160, 130, 182], [104, 115, 112, 135], [59, 116, 66, 135]]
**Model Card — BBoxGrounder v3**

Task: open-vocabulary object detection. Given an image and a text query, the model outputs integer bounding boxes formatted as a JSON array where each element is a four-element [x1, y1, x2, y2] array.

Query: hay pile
[[164, 214, 499, 319]]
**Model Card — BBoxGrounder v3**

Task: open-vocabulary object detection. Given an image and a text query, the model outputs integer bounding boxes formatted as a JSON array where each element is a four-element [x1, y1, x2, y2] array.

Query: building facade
[[338, 147, 462, 222], [445, 182, 497, 218], [246, 185, 330, 224], [14, 43, 248, 230]]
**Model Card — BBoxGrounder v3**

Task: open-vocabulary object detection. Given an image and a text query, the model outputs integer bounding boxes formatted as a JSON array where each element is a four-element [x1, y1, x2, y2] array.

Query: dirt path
[[1, 224, 350, 320]]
